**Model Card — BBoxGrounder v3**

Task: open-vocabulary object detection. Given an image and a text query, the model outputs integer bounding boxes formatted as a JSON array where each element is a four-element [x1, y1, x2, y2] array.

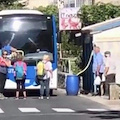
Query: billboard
[[59, 8, 81, 30]]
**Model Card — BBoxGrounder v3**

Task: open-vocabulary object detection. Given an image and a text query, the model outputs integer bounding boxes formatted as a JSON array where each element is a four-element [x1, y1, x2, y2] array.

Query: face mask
[[105, 54, 110, 57]]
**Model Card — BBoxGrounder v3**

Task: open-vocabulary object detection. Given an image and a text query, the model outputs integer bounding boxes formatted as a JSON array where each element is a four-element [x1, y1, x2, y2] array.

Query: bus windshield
[[0, 15, 53, 54]]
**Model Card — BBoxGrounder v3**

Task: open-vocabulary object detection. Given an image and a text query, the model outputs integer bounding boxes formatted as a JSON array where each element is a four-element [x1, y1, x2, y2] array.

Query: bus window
[[24, 60, 36, 66]]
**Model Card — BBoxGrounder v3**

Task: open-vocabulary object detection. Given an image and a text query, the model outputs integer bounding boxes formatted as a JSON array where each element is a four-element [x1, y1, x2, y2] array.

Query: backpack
[[15, 62, 24, 79], [37, 61, 45, 79]]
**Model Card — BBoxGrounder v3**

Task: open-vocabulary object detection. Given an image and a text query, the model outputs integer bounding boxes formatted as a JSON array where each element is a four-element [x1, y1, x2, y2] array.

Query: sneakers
[[23, 97, 27, 100], [39, 96, 43, 99], [46, 97, 49, 100], [38, 96, 50, 99], [15, 97, 19, 100], [0, 93, 7, 100]]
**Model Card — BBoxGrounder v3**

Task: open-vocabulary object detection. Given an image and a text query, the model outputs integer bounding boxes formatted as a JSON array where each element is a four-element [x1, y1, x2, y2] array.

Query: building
[[94, 0, 120, 5], [19, 0, 55, 9], [19, 0, 93, 9], [58, 0, 93, 8], [82, 17, 120, 91]]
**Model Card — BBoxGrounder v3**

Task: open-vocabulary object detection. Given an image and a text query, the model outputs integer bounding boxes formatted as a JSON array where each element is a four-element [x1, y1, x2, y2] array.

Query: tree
[[0, 0, 17, 5], [36, 5, 59, 28], [79, 2, 120, 26], [36, 5, 82, 74], [0, 0, 25, 10]]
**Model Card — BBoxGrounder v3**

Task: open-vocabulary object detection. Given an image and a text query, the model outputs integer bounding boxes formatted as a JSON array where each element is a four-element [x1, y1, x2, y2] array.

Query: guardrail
[[58, 57, 77, 89]]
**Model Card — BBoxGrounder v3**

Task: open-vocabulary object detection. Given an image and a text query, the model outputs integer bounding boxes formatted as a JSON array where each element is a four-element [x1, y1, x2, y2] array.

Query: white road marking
[[18, 108, 40, 112], [52, 108, 75, 112], [87, 108, 108, 112], [0, 108, 4, 113]]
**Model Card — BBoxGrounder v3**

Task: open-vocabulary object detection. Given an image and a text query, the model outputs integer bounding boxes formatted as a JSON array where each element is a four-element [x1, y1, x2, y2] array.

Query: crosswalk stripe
[[0, 108, 4, 113], [18, 108, 40, 112], [52, 108, 75, 112], [87, 108, 108, 112]]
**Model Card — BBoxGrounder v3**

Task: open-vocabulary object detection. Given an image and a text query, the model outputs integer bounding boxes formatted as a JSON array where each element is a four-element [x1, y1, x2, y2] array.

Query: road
[[0, 89, 119, 120]]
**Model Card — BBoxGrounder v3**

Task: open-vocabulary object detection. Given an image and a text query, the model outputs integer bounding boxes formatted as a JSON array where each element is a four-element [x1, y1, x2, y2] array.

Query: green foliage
[[61, 31, 82, 57], [61, 31, 82, 74], [0, 0, 25, 10], [0, 0, 17, 6], [36, 5, 59, 28], [79, 2, 120, 26]]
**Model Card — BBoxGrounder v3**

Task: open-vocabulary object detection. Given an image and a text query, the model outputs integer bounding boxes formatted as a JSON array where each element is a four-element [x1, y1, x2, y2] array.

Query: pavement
[[58, 88, 120, 111], [79, 94, 120, 111], [0, 89, 119, 120], [0, 89, 115, 120]]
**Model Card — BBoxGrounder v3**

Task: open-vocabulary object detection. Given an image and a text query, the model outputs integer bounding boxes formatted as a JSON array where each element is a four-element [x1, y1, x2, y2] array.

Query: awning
[[82, 17, 120, 34]]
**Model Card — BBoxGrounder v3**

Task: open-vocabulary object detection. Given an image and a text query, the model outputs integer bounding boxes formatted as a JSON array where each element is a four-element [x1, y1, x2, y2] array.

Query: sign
[[59, 8, 81, 30]]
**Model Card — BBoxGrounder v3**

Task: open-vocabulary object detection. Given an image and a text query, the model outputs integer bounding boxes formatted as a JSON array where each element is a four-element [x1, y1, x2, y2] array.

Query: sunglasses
[[3, 53, 8, 55]]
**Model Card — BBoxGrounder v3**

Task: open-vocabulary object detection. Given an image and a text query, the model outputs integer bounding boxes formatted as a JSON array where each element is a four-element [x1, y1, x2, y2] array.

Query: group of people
[[92, 45, 116, 96], [0, 44, 53, 100]]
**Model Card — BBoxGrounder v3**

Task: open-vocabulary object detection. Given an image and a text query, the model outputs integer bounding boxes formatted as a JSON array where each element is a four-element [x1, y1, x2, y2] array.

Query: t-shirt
[[105, 57, 116, 75], [0, 57, 7, 66], [43, 61, 52, 79], [93, 52, 104, 73]]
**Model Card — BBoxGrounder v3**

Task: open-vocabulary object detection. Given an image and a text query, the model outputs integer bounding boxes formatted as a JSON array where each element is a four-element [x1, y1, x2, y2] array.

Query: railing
[[58, 57, 77, 88], [58, 57, 77, 74]]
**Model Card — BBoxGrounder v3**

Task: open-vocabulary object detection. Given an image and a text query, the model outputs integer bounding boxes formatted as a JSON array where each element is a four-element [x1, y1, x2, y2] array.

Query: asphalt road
[[0, 89, 119, 120]]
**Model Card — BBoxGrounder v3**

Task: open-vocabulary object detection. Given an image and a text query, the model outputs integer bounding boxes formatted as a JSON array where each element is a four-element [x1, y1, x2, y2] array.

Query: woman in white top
[[39, 55, 53, 99]]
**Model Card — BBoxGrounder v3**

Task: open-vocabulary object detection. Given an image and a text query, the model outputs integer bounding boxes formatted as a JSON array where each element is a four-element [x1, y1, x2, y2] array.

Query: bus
[[0, 10, 57, 91]]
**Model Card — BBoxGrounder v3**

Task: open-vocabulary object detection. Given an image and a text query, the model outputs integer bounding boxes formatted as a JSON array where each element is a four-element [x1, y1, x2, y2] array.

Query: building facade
[[19, 0, 93, 9], [58, 0, 93, 8], [19, 0, 55, 8], [94, 0, 120, 5]]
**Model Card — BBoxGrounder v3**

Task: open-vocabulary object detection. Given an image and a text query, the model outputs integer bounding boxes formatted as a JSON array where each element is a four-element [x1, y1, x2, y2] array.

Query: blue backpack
[[15, 62, 24, 79]]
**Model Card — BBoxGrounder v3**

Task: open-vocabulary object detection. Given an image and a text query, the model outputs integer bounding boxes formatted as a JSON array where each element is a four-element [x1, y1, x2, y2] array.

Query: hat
[[104, 51, 111, 55]]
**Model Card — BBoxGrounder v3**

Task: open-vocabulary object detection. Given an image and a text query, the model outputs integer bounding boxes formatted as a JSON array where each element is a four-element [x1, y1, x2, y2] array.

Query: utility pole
[[57, 0, 64, 59]]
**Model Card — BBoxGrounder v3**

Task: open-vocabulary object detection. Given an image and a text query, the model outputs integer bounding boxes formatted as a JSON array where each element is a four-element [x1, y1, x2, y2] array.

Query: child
[[14, 54, 27, 99]]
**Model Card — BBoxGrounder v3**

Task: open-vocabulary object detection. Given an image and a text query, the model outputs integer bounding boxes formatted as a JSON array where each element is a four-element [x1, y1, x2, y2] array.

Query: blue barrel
[[66, 75, 80, 95]]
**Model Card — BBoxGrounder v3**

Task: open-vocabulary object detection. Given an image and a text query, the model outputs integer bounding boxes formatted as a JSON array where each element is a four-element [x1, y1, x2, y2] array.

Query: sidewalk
[[57, 88, 120, 110], [79, 94, 120, 111]]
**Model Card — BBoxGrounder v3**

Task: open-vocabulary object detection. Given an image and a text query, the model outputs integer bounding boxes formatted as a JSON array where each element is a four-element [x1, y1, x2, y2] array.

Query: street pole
[[58, 0, 64, 59]]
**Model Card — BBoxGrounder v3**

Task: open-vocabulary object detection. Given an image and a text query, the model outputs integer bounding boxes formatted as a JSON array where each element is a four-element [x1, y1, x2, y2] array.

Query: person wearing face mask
[[0, 50, 11, 99], [104, 51, 116, 95]]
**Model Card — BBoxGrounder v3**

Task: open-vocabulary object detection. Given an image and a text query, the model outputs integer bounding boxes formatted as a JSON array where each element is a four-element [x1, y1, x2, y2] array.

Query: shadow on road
[[76, 110, 120, 119], [4, 89, 57, 97]]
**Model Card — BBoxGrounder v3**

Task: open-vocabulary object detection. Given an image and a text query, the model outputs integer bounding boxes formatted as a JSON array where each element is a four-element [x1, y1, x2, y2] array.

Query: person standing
[[92, 46, 104, 95], [37, 55, 53, 99], [14, 54, 27, 99], [0, 50, 11, 99], [104, 51, 116, 95], [2, 40, 17, 55]]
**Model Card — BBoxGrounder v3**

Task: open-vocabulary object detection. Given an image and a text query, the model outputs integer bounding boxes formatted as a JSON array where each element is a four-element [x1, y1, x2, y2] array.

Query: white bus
[[0, 10, 57, 91]]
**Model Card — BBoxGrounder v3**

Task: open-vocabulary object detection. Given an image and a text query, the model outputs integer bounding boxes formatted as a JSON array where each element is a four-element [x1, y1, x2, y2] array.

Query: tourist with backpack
[[14, 54, 27, 99], [37, 55, 53, 99]]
